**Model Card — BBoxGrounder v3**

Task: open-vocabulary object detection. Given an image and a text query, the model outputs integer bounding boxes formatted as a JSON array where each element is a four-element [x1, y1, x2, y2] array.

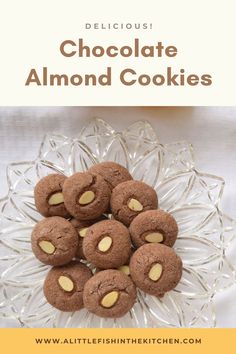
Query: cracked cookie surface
[[130, 243, 182, 296], [70, 215, 107, 260], [83, 220, 131, 269], [83, 269, 136, 317], [63, 172, 111, 220], [34, 173, 70, 218], [129, 209, 178, 248], [88, 161, 133, 191], [31, 216, 78, 266], [110, 180, 158, 226], [44, 261, 92, 311]]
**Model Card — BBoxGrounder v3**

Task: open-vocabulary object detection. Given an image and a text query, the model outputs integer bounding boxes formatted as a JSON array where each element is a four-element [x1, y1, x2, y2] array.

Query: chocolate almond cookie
[[116, 247, 135, 276], [31, 216, 78, 266], [63, 172, 110, 220], [110, 180, 158, 226], [129, 209, 178, 248], [70, 216, 107, 259], [44, 261, 92, 311], [130, 243, 182, 296], [88, 161, 133, 191], [83, 220, 131, 269], [96, 248, 134, 275], [34, 174, 70, 218], [83, 270, 136, 318]]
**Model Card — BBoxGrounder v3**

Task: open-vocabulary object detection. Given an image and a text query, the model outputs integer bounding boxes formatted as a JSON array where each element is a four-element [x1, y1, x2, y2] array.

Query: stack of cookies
[[31, 162, 182, 318]]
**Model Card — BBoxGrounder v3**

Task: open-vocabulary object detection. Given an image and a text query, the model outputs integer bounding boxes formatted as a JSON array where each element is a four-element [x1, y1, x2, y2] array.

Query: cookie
[[88, 161, 133, 191], [110, 180, 158, 226], [83, 270, 136, 318], [129, 243, 182, 296], [129, 209, 178, 248], [63, 172, 110, 220], [116, 247, 135, 276], [31, 216, 78, 266], [34, 174, 70, 218], [95, 248, 134, 275], [83, 220, 131, 269], [70, 216, 107, 259], [43, 261, 92, 311]]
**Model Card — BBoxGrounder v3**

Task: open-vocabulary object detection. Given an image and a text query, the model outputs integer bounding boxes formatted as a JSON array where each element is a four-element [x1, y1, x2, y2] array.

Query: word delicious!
[[25, 38, 213, 87], [84, 23, 153, 30]]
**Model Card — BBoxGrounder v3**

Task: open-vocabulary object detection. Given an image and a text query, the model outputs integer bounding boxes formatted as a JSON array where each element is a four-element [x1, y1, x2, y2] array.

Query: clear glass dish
[[0, 118, 236, 328]]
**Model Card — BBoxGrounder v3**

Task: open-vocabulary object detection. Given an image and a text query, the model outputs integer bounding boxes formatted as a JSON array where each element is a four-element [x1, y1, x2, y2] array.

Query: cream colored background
[[0, 0, 235, 105], [0, 106, 236, 327]]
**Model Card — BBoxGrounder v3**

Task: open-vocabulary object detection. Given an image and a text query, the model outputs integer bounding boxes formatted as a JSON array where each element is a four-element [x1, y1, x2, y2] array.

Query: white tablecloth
[[0, 106, 236, 327]]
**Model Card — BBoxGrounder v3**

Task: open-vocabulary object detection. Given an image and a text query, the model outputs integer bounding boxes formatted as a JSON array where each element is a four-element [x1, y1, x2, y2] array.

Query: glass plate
[[0, 118, 236, 328]]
